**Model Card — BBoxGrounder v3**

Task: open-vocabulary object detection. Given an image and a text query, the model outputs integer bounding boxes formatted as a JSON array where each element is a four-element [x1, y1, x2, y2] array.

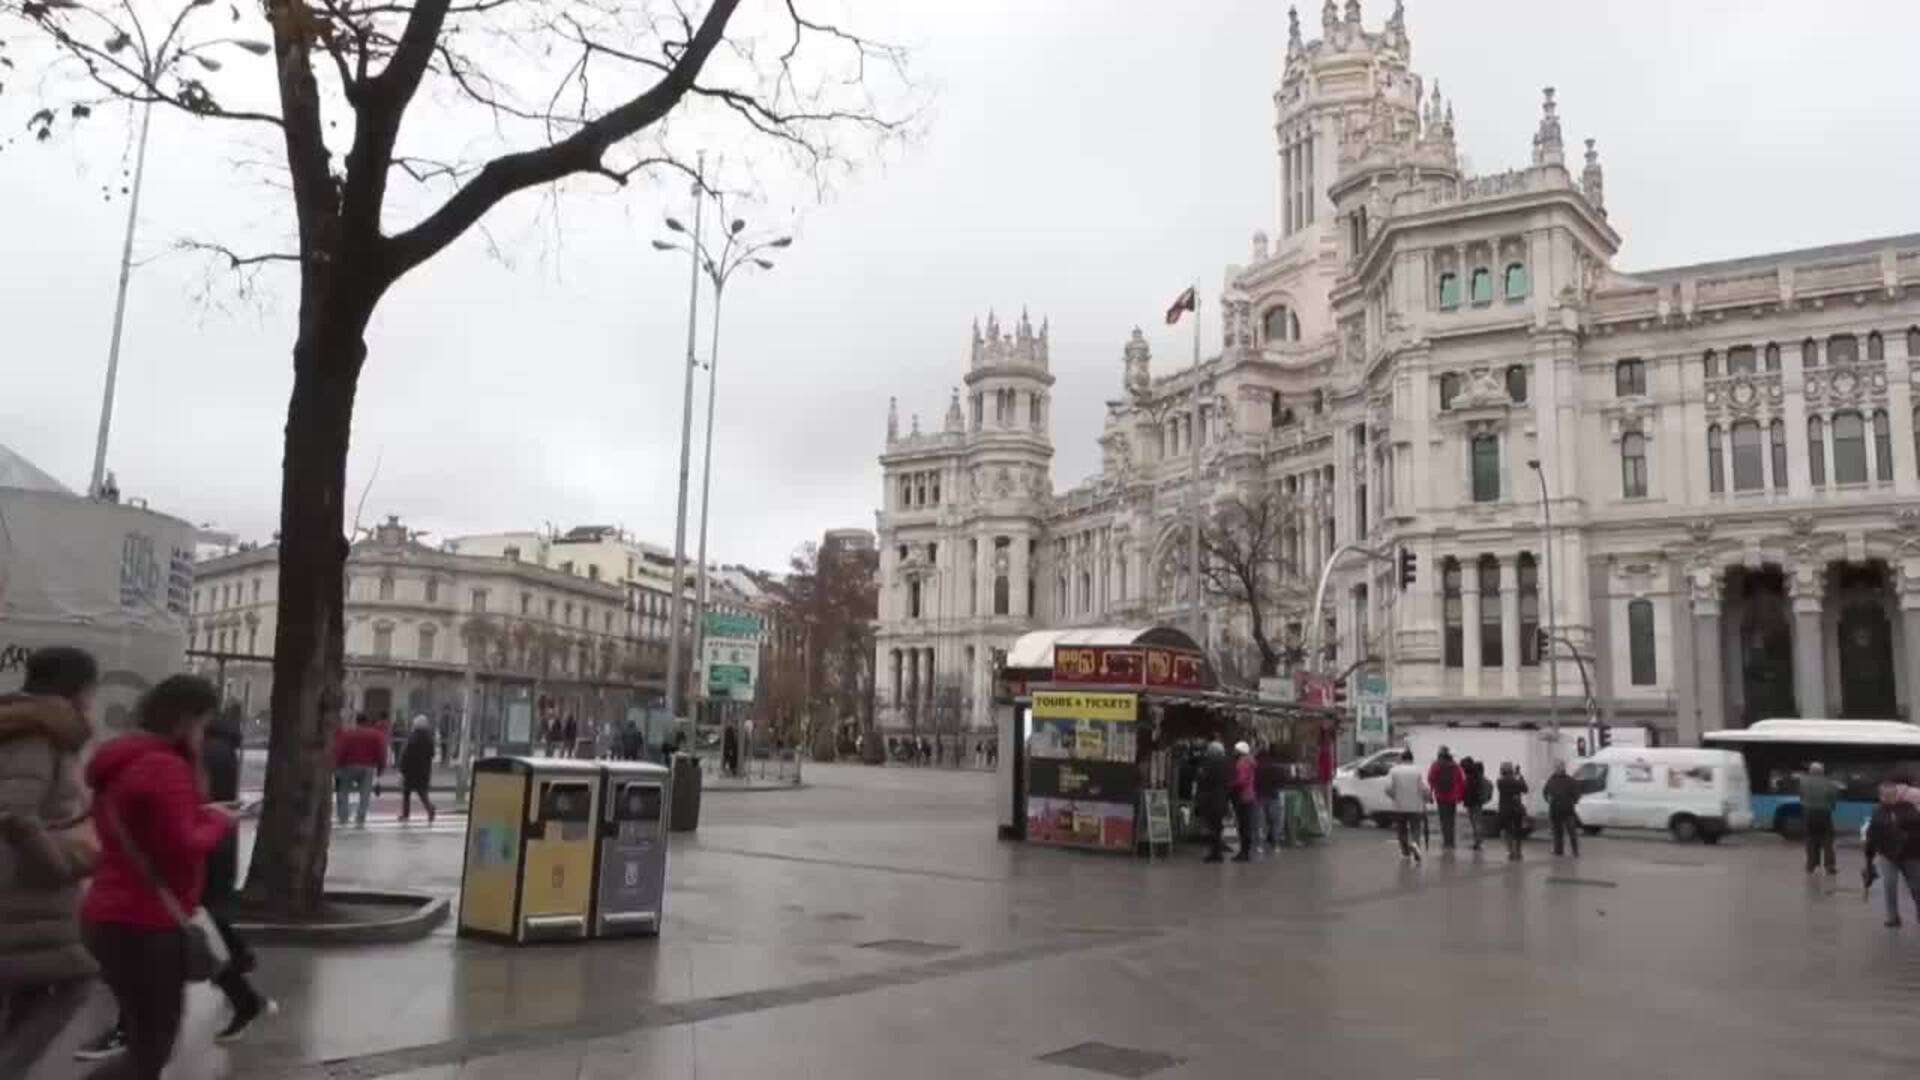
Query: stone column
[[1462, 576, 1483, 697], [1897, 562, 1920, 722], [1689, 567, 1725, 738], [1010, 533, 1031, 619], [1500, 555, 1521, 697], [1788, 563, 1827, 719]]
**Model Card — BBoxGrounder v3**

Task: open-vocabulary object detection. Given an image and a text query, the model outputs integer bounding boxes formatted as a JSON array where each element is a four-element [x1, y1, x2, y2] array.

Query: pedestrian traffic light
[[1397, 546, 1417, 590]]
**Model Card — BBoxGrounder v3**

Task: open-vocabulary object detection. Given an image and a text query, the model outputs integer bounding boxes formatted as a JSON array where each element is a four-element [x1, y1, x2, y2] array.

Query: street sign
[[702, 613, 761, 702], [1355, 671, 1389, 747]]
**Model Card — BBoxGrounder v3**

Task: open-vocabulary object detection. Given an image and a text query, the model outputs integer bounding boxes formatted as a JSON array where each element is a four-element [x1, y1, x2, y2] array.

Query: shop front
[[994, 627, 1338, 855]]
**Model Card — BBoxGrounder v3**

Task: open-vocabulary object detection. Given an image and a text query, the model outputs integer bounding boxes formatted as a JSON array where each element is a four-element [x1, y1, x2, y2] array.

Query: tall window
[[1909, 327, 1920, 361], [1518, 553, 1540, 667], [1829, 334, 1859, 365], [1442, 558, 1463, 668], [1504, 263, 1529, 299], [1874, 410, 1893, 482], [1833, 411, 1868, 484], [1263, 305, 1294, 342], [1439, 373, 1461, 410], [425, 578, 439, 603], [993, 575, 1009, 616], [1808, 417, 1827, 486], [1080, 571, 1091, 614], [378, 575, 395, 601], [374, 625, 393, 659], [1627, 598, 1657, 685], [1030, 395, 1042, 429], [1621, 431, 1648, 498], [1505, 364, 1528, 404], [1727, 345, 1756, 375], [908, 580, 922, 619], [1615, 359, 1646, 397], [1469, 268, 1493, 305], [1801, 338, 1820, 370], [1730, 420, 1763, 492], [1703, 350, 1720, 378], [1471, 435, 1500, 502], [972, 393, 983, 428], [1764, 342, 1781, 372], [1478, 556, 1503, 668], [1770, 420, 1788, 491], [418, 625, 436, 661], [471, 589, 488, 613], [1868, 331, 1885, 362], [1437, 272, 1460, 310], [1707, 425, 1725, 494]]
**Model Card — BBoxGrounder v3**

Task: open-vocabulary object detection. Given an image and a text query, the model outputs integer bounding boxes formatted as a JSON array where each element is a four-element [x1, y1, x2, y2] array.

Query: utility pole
[[662, 154, 706, 728], [1186, 283, 1203, 643], [88, 99, 154, 499]]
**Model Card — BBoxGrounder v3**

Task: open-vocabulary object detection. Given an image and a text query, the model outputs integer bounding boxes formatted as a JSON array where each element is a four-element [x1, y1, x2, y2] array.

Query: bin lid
[[600, 761, 671, 780], [473, 755, 608, 776]]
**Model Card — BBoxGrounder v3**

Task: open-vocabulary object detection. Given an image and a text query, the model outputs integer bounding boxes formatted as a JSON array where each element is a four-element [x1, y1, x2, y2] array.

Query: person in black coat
[[399, 716, 437, 823], [1193, 741, 1231, 863], [1460, 756, 1489, 851]]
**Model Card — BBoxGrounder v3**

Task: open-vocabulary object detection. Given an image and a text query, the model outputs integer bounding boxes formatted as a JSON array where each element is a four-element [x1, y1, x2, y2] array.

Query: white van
[[1332, 729, 1563, 831], [1571, 747, 1753, 843]]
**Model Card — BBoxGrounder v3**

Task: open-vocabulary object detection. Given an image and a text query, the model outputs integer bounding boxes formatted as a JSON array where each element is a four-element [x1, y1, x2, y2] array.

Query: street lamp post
[[660, 155, 707, 730], [1527, 459, 1559, 736]]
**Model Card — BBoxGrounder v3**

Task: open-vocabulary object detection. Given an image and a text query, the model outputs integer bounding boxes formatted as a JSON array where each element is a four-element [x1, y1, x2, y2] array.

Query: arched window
[[1615, 358, 1646, 397], [1908, 327, 1920, 361], [1055, 575, 1067, 616], [1471, 435, 1500, 502], [1829, 334, 1859, 365], [1505, 364, 1528, 403], [1770, 419, 1788, 491], [1469, 268, 1493, 305], [1801, 338, 1820, 370], [1808, 416, 1827, 486], [1832, 410, 1867, 484], [1702, 349, 1720, 378], [1478, 555, 1503, 668], [1080, 571, 1092, 614], [1504, 263, 1529, 300], [1727, 345, 1756, 375], [1730, 420, 1763, 492], [1442, 557, 1463, 668], [1874, 409, 1893, 482], [1707, 424, 1725, 494], [1437, 272, 1460, 310], [1621, 431, 1648, 498], [1868, 331, 1885, 362], [1263, 305, 1293, 343], [1518, 553, 1540, 667], [993, 574, 1009, 616], [1764, 342, 1781, 372], [1627, 598, 1657, 686], [1439, 372, 1461, 410]]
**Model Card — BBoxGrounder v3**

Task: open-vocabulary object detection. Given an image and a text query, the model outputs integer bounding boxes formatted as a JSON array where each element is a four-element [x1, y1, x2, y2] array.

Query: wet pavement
[[31, 764, 1920, 1079]]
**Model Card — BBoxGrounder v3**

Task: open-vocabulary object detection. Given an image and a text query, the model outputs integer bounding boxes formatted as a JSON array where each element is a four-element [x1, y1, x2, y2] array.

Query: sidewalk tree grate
[[1036, 1041, 1183, 1077], [857, 938, 957, 956]]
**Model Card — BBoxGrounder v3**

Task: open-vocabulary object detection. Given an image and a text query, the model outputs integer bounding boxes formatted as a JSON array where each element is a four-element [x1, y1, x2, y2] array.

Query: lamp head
[[1527, 459, 1541, 470], [770, 237, 794, 248], [650, 239, 677, 251], [665, 217, 686, 234]]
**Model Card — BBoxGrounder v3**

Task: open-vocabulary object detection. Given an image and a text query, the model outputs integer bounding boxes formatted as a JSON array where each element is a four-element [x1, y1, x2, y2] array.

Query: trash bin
[[668, 752, 701, 833], [458, 757, 603, 943], [593, 761, 672, 937]]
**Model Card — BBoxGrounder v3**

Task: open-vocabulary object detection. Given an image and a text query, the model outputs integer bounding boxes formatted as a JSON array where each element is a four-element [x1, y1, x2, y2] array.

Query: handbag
[[99, 803, 230, 983]]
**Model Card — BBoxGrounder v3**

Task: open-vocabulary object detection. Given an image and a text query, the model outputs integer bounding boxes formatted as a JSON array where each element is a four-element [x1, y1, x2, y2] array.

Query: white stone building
[[874, 0, 1920, 746]]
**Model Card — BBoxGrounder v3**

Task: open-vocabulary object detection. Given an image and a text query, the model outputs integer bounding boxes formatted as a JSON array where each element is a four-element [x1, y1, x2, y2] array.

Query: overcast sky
[[7, 0, 1920, 573]]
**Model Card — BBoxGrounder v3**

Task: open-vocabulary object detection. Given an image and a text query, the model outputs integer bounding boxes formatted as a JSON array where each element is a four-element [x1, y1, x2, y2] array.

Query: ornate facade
[[875, 0, 1920, 744]]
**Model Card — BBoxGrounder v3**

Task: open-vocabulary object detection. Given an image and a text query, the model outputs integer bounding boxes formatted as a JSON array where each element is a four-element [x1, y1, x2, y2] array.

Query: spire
[[1582, 137, 1606, 215], [1287, 5, 1302, 54], [1321, 0, 1338, 38], [1018, 305, 1033, 341], [887, 396, 899, 443], [1344, 0, 1361, 24], [1123, 326, 1151, 392], [944, 387, 965, 433], [1386, 0, 1407, 57], [910, 413, 921, 437], [1531, 85, 1564, 167]]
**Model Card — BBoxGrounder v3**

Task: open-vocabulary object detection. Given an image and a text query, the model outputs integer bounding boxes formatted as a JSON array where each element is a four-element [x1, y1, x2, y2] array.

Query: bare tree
[[6, 0, 911, 915], [1199, 489, 1309, 681], [754, 538, 875, 753]]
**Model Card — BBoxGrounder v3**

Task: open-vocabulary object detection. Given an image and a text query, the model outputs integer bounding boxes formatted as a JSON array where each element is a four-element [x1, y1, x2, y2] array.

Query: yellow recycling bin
[[458, 757, 602, 944]]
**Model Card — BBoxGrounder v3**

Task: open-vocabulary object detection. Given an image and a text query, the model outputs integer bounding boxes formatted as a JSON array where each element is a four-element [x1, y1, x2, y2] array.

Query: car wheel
[[1581, 825, 1602, 836], [1334, 797, 1364, 828], [1702, 830, 1723, 845], [1669, 813, 1701, 844]]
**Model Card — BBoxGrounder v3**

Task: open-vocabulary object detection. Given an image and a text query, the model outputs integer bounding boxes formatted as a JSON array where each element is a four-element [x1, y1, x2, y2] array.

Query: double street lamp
[[653, 182, 791, 730]]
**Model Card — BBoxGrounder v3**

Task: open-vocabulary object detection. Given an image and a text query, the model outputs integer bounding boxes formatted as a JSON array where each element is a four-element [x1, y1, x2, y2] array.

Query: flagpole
[[1187, 280, 1202, 644]]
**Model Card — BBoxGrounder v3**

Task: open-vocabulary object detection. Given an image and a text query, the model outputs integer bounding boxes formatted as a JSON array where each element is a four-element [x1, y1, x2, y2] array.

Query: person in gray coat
[[0, 646, 100, 1076]]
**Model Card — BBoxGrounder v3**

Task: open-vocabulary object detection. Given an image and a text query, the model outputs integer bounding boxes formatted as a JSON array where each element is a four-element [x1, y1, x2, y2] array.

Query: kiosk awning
[[1005, 626, 1206, 674]]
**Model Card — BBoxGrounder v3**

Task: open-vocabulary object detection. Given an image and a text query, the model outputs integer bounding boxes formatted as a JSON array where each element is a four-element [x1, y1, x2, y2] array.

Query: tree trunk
[[241, 324, 367, 917]]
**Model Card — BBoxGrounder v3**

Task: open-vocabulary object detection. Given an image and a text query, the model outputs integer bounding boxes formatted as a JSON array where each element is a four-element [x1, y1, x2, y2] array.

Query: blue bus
[[1702, 719, 1920, 836]]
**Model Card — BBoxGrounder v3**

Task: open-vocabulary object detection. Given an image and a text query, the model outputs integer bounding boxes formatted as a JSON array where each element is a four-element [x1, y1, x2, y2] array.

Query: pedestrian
[[1460, 756, 1490, 851], [1798, 762, 1840, 875], [1496, 762, 1529, 861], [987, 739, 997, 768], [919, 736, 932, 767], [1195, 741, 1231, 863], [1255, 746, 1289, 852], [437, 710, 455, 766], [722, 725, 740, 777], [1863, 776, 1920, 928], [387, 712, 405, 770], [1229, 741, 1258, 862], [1542, 761, 1581, 858], [0, 647, 101, 1077], [562, 714, 578, 759], [332, 713, 386, 828], [399, 716, 437, 824], [1385, 749, 1430, 863], [1426, 746, 1466, 851], [81, 674, 238, 1080]]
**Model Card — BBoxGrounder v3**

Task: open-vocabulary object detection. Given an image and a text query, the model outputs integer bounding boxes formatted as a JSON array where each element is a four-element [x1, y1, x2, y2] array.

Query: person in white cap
[[1229, 741, 1259, 861], [1385, 748, 1431, 862]]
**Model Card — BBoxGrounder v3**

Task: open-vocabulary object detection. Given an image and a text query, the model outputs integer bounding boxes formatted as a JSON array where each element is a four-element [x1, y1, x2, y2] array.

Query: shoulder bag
[[99, 803, 229, 982]]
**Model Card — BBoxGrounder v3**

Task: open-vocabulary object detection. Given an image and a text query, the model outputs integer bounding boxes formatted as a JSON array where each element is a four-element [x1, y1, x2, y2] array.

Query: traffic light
[[1397, 546, 1417, 590], [1597, 726, 1612, 749], [1332, 677, 1350, 712], [1536, 627, 1552, 658]]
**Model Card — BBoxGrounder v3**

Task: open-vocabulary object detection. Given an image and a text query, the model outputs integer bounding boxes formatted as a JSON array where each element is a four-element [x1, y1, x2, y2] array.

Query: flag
[[1164, 286, 1197, 325]]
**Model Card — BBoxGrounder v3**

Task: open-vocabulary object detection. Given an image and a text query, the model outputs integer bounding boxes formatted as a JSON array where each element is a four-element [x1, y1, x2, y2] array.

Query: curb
[[232, 890, 450, 946]]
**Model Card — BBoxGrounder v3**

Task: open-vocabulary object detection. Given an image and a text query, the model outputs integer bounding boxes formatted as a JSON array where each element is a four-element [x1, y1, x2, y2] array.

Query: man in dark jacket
[[1863, 778, 1920, 928], [1460, 756, 1490, 850], [1542, 761, 1581, 857], [186, 709, 272, 1038], [1194, 742, 1231, 863], [1427, 747, 1466, 851], [1496, 763, 1529, 861], [1798, 763, 1841, 875]]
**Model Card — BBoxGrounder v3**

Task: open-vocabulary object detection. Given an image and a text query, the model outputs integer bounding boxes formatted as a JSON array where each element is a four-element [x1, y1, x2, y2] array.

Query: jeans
[[1550, 811, 1580, 856], [1436, 802, 1458, 849], [1393, 812, 1425, 857], [1262, 795, 1289, 848], [82, 923, 187, 1080], [1881, 857, 1920, 924], [1804, 810, 1837, 873], [335, 765, 375, 825], [1232, 800, 1257, 859], [0, 976, 92, 1077]]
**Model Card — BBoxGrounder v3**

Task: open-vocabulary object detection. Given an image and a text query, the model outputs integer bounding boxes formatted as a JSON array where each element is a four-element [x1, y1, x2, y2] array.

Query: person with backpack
[[1426, 746, 1466, 852], [1863, 776, 1920, 928], [1542, 761, 1582, 858], [1459, 756, 1490, 851], [1495, 762, 1529, 861]]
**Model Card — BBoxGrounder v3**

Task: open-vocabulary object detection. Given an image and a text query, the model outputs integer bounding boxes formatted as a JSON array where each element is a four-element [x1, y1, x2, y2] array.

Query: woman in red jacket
[[81, 675, 234, 1079]]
